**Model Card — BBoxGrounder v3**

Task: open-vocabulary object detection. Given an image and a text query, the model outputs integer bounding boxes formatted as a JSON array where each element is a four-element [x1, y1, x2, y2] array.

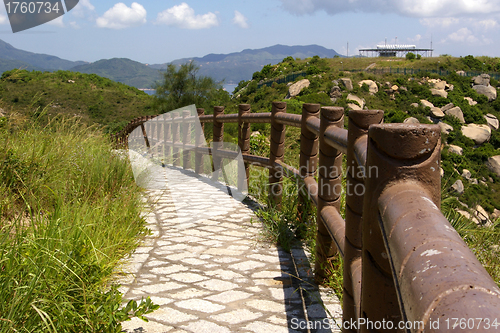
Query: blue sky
[[0, 0, 499, 64]]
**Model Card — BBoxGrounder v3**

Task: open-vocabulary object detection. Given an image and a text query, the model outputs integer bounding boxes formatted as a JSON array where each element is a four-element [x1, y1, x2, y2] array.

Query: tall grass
[[0, 113, 153, 332]]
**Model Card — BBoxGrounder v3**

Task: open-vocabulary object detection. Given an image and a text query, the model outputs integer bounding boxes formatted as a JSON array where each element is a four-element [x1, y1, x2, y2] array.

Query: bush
[[406, 52, 416, 61]]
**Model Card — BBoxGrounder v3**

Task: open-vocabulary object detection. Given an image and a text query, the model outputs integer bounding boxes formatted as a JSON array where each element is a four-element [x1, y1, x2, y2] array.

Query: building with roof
[[359, 44, 433, 57]]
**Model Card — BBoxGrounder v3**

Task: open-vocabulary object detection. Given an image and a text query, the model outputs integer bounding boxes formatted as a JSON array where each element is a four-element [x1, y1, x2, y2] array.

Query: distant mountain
[[69, 58, 162, 89], [150, 44, 343, 84], [0, 39, 86, 70]]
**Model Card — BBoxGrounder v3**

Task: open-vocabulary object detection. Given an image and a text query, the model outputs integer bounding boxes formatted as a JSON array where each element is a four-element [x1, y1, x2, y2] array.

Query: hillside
[[151, 44, 342, 84], [0, 69, 155, 132], [69, 58, 162, 89], [0, 39, 85, 70]]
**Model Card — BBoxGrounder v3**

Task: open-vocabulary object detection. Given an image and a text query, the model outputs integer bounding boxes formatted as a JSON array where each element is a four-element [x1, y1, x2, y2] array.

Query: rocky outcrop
[[428, 78, 446, 90], [473, 74, 491, 86], [438, 122, 453, 134], [485, 113, 499, 130], [464, 97, 477, 106], [420, 100, 434, 108], [430, 107, 445, 118], [358, 80, 378, 94], [473, 85, 497, 101], [445, 106, 465, 123], [461, 124, 491, 144], [449, 145, 463, 155], [330, 86, 342, 99], [451, 179, 464, 194], [339, 78, 353, 91], [403, 117, 419, 124], [486, 155, 500, 177], [431, 88, 448, 98], [287, 79, 310, 98], [441, 103, 454, 113], [347, 94, 365, 110]]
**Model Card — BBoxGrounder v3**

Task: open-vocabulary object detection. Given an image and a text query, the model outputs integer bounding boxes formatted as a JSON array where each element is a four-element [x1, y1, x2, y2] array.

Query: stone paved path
[[116, 166, 342, 333]]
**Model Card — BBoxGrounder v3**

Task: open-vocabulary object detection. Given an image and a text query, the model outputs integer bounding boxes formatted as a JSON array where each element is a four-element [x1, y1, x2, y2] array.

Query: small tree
[[406, 52, 416, 61], [154, 62, 228, 112]]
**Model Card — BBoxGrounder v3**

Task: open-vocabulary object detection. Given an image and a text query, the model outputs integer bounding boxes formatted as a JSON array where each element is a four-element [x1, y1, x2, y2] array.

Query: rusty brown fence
[[114, 103, 500, 332]]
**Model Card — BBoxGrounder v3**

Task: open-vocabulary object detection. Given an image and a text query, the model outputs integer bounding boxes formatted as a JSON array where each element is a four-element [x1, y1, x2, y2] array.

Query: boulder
[[430, 107, 445, 118], [445, 106, 465, 123], [358, 80, 378, 94], [288, 79, 310, 98], [451, 179, 464, 194], [475, 205, 491, 226], [347, 94, 365, 109], [438, 122, 453, 134], [339, 78, 353, 91], [441, 103, 455, 113], [431, 88, 448, 98], [473, 74, 490, 86], [446, 84, 454, 91], [462, 169, 472, 180], [464, 97, 477, 106], [456, 70, 466, 76], [391, 85, 399, 91], [410, 102, 419, 108], [486, 155, 500, 177], [420, 100, 434, 108], [330, 86, 342, 98], [492, 209, 500, 220], [473, 85, 497, 101], [428, 78, 447, 90], [457, 210, 480, 225], [403, 117, 420, 124], [461, 124, 491, 145], [448, 145, 463, 155], [485, 113, 499, 130]]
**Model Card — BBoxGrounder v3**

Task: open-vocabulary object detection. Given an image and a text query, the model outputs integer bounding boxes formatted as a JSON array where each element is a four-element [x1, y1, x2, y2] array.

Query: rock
[[449, 145, 463, 155], [330, 86, 342, 98], [339, 78, 353, 91], [332, 80, 339, 86], [470, 178, 478, 185], [474, 205, 491, 226], [446, 84, 454, 91], [457, 210, 480, 225], [400, 86, 407, 91], [462, 169, 472, 180], [420, 100, 434, 108], [440, 168, 444, 177], [484, 113, 499, 130], [431, 88, 448, 98], [410, 102, 419, 108], [391, 85, 399, 91], [486, 155, 500, 177], [347, 94, 365, 109], [451, 179, 464, 194], [445, 106, 465, 123], [251, 131, 261, 137], [473, 85, 497, 101], [441, 103, 455, 113], [456, 70, 466, 76], [430, 107, 445, 118], [358, 80, 378, 94], [461, 124, 491, 145], [473, 73, 490, 86], [347, 103, 362, 111], [68, 79, 75, 83], [428, 78, 447, 90], [492, 209, 500, 220], [403, 117, 420, 124], [288, 79, 310, 98], [464, 97, 477, 106], [438, 122, 453, 134]]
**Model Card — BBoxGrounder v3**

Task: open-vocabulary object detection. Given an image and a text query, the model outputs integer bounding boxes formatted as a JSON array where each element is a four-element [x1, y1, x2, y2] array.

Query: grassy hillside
[[0, 68, 156, 133], [70, 58, 162, 89]]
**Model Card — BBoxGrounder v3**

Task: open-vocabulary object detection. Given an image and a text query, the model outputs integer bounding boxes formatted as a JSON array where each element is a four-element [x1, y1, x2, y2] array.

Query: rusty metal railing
[[115, 103, 500, 332]]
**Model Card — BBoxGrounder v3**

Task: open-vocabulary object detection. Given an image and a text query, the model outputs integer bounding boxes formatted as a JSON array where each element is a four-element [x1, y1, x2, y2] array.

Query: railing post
[[298, 104, 320, 226], [269, 101, 287, 208], [315, 106, 344, 280], [360, 124, 442, 332], [343, 110, 384, 330], [182, 110, 192, 170], [171, 112, 181, 167], [212, 106, 224, 182], [195, 108, 205, 175], [163, 113, 172, 165], [238, 104, 252, 190]]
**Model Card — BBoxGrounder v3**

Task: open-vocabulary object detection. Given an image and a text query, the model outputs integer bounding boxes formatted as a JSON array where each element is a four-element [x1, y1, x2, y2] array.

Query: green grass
[[0, 112, 156, 332]]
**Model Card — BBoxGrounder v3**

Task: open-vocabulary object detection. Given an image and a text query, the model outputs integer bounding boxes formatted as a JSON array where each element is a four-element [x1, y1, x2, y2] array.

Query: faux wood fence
[[115, 103, 500, 332]]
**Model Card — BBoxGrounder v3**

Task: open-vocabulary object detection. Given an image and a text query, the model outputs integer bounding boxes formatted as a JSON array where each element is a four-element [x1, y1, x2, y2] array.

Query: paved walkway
[[116, 166, 342, 333]]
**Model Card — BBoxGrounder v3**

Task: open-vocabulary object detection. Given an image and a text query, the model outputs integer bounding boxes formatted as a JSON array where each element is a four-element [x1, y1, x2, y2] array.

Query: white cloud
[[279, 0, 500, 17], [0, 13, 7, 25], [96, 2, 147, 29], [232, 10, 249, 28], [420, 17, 460, 28], [156, 3, 219, 29], [72, 0, 96, 19], [444, 27, 479, 43], [69, 21, 80, 29], [408, 34, 422, 43], [475, 18, 498, 30]]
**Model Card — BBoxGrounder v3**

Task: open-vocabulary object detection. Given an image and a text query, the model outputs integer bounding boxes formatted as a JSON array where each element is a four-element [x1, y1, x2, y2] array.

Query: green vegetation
[[0, 112, 157, 332], [153, 62, 230, 113], [0, 69, 155, 133]]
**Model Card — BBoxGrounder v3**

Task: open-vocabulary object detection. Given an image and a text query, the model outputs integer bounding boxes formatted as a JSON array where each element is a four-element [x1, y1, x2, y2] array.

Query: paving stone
[[210, 309, 262, 324], [205, 290, 252, 304], [146, 307, 197, 324], [181, 320, 231, 333]]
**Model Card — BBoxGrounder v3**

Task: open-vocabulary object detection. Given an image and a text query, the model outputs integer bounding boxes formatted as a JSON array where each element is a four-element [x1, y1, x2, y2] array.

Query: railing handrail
[[115, 103, 500, 332]]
